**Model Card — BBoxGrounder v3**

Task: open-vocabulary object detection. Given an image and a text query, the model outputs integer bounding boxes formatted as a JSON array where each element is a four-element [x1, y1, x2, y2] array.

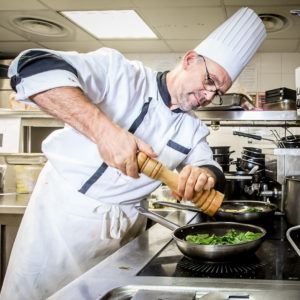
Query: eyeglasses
[[198, 55, 223, 105]]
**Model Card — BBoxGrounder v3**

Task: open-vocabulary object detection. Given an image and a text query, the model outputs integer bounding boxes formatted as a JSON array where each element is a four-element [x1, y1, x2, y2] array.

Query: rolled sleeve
[[9, 49, 83, 107], [15, 70, 82, 104]]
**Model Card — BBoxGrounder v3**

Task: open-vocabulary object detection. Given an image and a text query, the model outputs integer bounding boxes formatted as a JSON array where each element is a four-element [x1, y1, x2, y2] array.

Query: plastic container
[[274, 149, 300, 185], [14, 164, 43, 193]]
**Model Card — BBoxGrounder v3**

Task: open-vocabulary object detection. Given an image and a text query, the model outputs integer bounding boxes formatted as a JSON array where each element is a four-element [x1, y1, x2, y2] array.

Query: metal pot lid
[[225, 175, 252, 180], [243, 147, 262, 153], [241, 158, 265, 167], [211, 146, 231, 149], [286, 175, 300, 182]]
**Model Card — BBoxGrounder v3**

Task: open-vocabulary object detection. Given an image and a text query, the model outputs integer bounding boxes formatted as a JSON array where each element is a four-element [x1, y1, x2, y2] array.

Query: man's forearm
[[30, 86, 117, 144]]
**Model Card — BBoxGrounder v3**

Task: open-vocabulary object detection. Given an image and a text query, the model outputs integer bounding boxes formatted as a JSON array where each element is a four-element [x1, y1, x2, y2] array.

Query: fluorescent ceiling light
[[61, 10, 157, 39]]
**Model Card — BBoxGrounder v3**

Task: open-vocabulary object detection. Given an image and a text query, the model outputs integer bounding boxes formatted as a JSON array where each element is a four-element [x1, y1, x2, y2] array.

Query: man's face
[[173, 53, 232, 111]]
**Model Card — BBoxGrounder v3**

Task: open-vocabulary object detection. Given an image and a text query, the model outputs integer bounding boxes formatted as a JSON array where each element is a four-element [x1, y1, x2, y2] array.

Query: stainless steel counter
[[48, 210, 300, 300], [0, 193, 30, 214]]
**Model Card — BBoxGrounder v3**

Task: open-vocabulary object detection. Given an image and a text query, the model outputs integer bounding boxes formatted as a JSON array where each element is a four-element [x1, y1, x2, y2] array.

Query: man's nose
[[204, 90, 216, 101]]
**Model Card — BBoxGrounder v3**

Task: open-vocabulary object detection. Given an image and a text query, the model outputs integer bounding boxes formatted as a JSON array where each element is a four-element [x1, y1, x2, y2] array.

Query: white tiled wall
[[125, 52, 300, 92]]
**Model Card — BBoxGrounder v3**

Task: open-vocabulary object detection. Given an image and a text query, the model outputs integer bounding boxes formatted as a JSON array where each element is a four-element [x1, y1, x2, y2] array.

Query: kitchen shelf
[[194, 110, 300, 126]]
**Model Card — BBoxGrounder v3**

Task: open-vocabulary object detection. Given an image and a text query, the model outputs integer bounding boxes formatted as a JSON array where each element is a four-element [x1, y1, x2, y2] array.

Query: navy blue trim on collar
[[156, 71, 183, 114]]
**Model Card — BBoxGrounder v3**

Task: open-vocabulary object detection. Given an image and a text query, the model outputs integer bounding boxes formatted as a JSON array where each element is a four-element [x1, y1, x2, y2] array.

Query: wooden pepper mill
[[137, 152, 224, 216]]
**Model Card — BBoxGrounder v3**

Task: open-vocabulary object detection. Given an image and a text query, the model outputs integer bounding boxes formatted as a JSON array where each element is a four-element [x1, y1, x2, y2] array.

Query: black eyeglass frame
[[198, 55, 223, 105]]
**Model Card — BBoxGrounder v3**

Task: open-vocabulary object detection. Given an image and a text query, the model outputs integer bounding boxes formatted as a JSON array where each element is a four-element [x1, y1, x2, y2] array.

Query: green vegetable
[[185, 229, 262, 245]]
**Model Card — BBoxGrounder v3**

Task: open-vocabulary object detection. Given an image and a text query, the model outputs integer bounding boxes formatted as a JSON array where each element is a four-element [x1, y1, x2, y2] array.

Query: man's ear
[[182, 50, 199, 70]]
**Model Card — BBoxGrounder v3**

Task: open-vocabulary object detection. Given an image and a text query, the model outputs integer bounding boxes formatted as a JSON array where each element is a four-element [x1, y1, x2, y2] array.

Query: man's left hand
[[174, 165, 216, 201]]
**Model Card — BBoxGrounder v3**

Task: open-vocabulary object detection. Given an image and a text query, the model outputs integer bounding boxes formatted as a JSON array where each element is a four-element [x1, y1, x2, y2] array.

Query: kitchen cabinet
[[0, 193, 29, 286], [0, 109, 64, 153]]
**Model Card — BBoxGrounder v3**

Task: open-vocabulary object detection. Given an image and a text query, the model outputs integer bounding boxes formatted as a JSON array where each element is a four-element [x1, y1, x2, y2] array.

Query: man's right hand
[[97, 124, 157, 178]]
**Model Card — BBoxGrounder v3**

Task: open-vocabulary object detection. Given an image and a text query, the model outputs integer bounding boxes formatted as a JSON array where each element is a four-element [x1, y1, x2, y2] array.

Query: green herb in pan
[[243, 208, 264, 213], [185, 229, 262, 245]]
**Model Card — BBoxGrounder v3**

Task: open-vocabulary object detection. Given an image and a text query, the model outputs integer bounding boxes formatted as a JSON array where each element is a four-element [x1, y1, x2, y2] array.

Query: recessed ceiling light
[[61, 10, 157, 39], [259, 14, 289, 33], [12, 17, 67, 37]]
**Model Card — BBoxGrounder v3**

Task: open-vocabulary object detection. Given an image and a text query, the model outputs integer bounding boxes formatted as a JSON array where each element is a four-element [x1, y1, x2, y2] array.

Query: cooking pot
[[284, 175, 300, 225], [224, 171, 253, 200], [239, 158, 265, 172], [243, 147, 262, 153], [219, 163, 230, 172], [211, 146, 231, 155], [136, 206, 266, 261], [280, 135, 300, 148], [213, 155, 234, 164]]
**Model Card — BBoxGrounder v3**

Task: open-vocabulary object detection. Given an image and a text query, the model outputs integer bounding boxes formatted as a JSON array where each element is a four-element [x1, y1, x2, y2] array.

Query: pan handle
[[233, 131, 278, 146], [156, 201, 203, 213], [233, 131, 262, 140], [135, 206, 179, 231], [286, 225, 300, 257]]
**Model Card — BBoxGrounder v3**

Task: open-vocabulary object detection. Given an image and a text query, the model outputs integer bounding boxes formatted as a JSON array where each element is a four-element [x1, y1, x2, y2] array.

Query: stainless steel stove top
[[48, 210, 300, 300]]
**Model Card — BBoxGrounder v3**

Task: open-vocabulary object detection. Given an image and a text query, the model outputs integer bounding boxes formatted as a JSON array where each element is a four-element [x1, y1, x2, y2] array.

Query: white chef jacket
[[9, 47, 221, 204], [1, 47, 223, 300]]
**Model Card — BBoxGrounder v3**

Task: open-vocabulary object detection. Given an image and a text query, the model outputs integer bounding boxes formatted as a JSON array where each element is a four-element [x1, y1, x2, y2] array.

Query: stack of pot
[[238, 147, 265, 174], [211, 146, 235, 172]]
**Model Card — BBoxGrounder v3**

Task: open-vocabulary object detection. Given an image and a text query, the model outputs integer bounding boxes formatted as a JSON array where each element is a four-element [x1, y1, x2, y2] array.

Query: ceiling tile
[[165, 39, 202, 52], [0, 41, 42, 58], [0, 10, 98, 42], [259, 39, 298, 52], [39, 41, 104, 53], [101, 40, 171, 53], [132, 0, 221, 8], [0, 0, 47, 10], [39, 0, 133, 10], [0, 26, 26, 41], [140, 7, 226, 39], [224, 0, 299, 5]]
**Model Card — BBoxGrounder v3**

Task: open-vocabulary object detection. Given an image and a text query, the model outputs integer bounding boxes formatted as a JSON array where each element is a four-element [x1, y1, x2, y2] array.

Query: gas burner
[[176, 257, 267, 277]]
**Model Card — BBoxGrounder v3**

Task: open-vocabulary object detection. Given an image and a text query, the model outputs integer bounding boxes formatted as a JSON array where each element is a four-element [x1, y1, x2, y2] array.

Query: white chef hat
[[194, 7, 266, 82]]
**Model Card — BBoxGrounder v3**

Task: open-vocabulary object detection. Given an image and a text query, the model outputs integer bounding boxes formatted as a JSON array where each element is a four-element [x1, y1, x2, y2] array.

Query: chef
[[1, 7, 265, 300]]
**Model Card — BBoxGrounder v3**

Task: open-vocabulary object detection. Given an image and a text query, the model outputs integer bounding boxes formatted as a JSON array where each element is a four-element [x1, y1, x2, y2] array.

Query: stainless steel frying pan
[[215, 200, 278, 222], [155, 200, 278, 222], [136, 206, 266, 261]]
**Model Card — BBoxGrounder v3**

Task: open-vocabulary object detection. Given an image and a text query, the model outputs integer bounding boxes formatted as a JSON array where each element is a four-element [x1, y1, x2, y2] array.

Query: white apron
[[0, 162, 147, 300]]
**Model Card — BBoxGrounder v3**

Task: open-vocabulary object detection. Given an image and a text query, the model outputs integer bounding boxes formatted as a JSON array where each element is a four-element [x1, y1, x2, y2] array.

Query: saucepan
[[136, 206, 266, 261], [211, 146, 231, 155]]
